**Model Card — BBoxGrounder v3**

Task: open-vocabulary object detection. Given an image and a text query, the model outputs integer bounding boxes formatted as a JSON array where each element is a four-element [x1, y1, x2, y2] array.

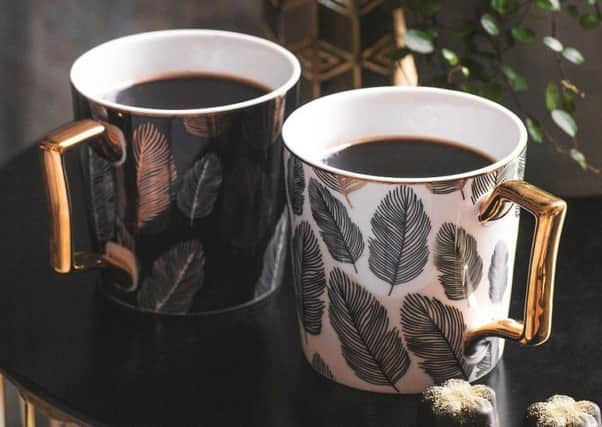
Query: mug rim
[[70, 29, 301, 117], [282, 86, 528, 184]]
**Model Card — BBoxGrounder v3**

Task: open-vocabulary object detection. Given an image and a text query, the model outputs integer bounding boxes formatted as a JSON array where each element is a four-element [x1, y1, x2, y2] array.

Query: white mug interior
[[282, 86, 527, 182], [70, 29, 301, 115]]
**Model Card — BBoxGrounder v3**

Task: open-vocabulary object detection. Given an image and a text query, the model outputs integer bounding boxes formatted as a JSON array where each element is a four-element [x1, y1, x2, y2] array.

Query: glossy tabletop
[[0, 147, 600, 426]]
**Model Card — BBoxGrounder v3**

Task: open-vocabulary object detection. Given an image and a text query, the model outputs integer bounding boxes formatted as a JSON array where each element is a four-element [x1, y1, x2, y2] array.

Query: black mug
[[40, 30, 301, 315]]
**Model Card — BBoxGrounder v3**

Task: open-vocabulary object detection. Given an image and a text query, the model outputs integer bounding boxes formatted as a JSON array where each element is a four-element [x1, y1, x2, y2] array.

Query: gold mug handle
[[465, 180, 567, 349], [40, 120, 132, 277]]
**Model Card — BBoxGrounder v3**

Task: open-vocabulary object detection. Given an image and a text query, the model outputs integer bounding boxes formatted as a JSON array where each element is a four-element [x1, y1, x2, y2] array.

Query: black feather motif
[[311, 353, 334, 380], [177, 153, 222, 225], [434, 223, 483, 301], [137, 240, 205, 314], [309, 178, 364, 272], [313, 167, 366, 207], [88, 147, 115, 243], [515, 148, 527, 217], [292, 221, 326, 337], [287, 155, 305, 215], [401, 293, 468, 384], [328, 268, 410, 392], [488, 241, 509, 304], [254, 211, 289, 298], [368, 186, 431, 295], [427, 180, 467, 199], [471, 163, 516, 205]]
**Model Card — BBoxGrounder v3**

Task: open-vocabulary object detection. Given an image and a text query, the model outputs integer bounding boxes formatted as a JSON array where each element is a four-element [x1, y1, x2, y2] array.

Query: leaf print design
[[254, 211, 288, 298], [183, 114, 229, 138], [311, 353, 334, 380], [368, 186, 431, 296], [105, 241, 139, 292], [435, 223, 483, 301], [488, 241, 509, 304], [287, 155, 305, 215], [132, 122, 174, 231], [471, 163, 516, 205], [292, 221, 326, 338], [313, 167, 366, 207], [177, 153, 222, 225], [137, 240, 205, 314], [401, 293, 468, 384], [515, 148, 527, 217], [328, 268, 410, 392], [427, 180, 467, 199], [88, 148, 115, 243], [309, 178, 364, 272]]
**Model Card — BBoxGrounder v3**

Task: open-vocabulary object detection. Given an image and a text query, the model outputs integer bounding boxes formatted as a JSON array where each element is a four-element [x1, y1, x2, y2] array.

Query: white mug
[[282, 87, 567, 393]]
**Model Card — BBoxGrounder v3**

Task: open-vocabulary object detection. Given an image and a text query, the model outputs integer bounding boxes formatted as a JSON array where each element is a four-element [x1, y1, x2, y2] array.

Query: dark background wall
[[0, 0, 600, 195]]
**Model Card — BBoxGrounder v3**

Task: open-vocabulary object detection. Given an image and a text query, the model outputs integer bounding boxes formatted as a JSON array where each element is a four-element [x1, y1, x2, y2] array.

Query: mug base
[[96, 277, 283, 317]]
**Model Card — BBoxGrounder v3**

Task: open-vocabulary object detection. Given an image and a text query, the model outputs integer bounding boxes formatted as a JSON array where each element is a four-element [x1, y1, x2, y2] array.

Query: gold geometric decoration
[[263, 0, 417, 99]]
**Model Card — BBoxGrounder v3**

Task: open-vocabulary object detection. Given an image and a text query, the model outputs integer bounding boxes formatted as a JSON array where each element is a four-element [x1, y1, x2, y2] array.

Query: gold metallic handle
[[465, 180, 567, 349], [40, 119, 126, 274]]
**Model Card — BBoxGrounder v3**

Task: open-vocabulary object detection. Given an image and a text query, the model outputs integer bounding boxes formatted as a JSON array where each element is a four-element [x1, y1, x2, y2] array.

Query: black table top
[[1, 146, 601, 427]]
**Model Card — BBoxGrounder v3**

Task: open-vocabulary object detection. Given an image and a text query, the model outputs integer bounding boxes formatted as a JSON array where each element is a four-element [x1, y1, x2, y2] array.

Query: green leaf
[[536, 0, 561, 10], [545, 82, 560, 110], [567, 5, 579, 16], [526, 117, 544, 143], [441, 48, 459, 66], [480, 82, 503, 101], [405, 29, 435, 54], [481, 13, 500, 35], [562, 47, 585, 64], [501, 64, 528, 91], [551, 109, 578, 137], [543, 36, 563, 52], [580, 13, 601, 28], [570, 149, 587, 170], [490, 0, 510, 14], [392, 47, 412, 60], [586, 0, 597, 5], [511, 27, 536, 42], [562, 92, 576, 114], [461, 66, 470, 77]]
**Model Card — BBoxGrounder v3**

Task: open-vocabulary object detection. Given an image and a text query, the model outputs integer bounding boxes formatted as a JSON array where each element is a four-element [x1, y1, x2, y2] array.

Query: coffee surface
[[105, 73, 270, 109], [321, 137, 493, 178]]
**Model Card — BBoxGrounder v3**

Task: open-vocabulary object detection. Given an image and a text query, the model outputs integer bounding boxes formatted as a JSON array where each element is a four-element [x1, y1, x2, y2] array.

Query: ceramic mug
[[40, 30, 300, 315], [282, 87, 567, 393]]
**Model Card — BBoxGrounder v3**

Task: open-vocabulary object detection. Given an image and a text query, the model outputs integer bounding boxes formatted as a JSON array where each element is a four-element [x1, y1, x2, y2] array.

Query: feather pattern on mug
[[328, 268, 410, 392], [308, 178, 364, 272], [287, 155, 305, 215], [427, 179, 467, 199], [177, 152, 222, 224], [368, 186, 431, 295], [434, 223, 483, 301], [183, 114, 229, 138], [254, 210, 289, 299], [488, 241, 509, 304], [401, 293, 469, 383], [313, 167, 366, 207], [88, 148, 115, 243], [132, 122, 175, 231], [311, 353, 334, 380], [137, 240, 205, 314], [470, 162, 516, 205], [292, 221, 326, 337]]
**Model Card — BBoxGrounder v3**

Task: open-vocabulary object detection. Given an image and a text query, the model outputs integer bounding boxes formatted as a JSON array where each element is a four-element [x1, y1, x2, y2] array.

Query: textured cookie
[[524, 395, 601, 427], [417, 379, 499, 427]]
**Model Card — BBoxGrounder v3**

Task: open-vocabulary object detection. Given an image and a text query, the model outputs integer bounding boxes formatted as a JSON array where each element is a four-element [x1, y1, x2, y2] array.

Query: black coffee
[[105, 73, 270, 109], [321, 137, 493, 178]]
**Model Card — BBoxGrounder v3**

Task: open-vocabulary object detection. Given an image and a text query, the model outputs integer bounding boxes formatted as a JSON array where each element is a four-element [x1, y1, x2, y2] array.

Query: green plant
[[391, 0, 601, 172]]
